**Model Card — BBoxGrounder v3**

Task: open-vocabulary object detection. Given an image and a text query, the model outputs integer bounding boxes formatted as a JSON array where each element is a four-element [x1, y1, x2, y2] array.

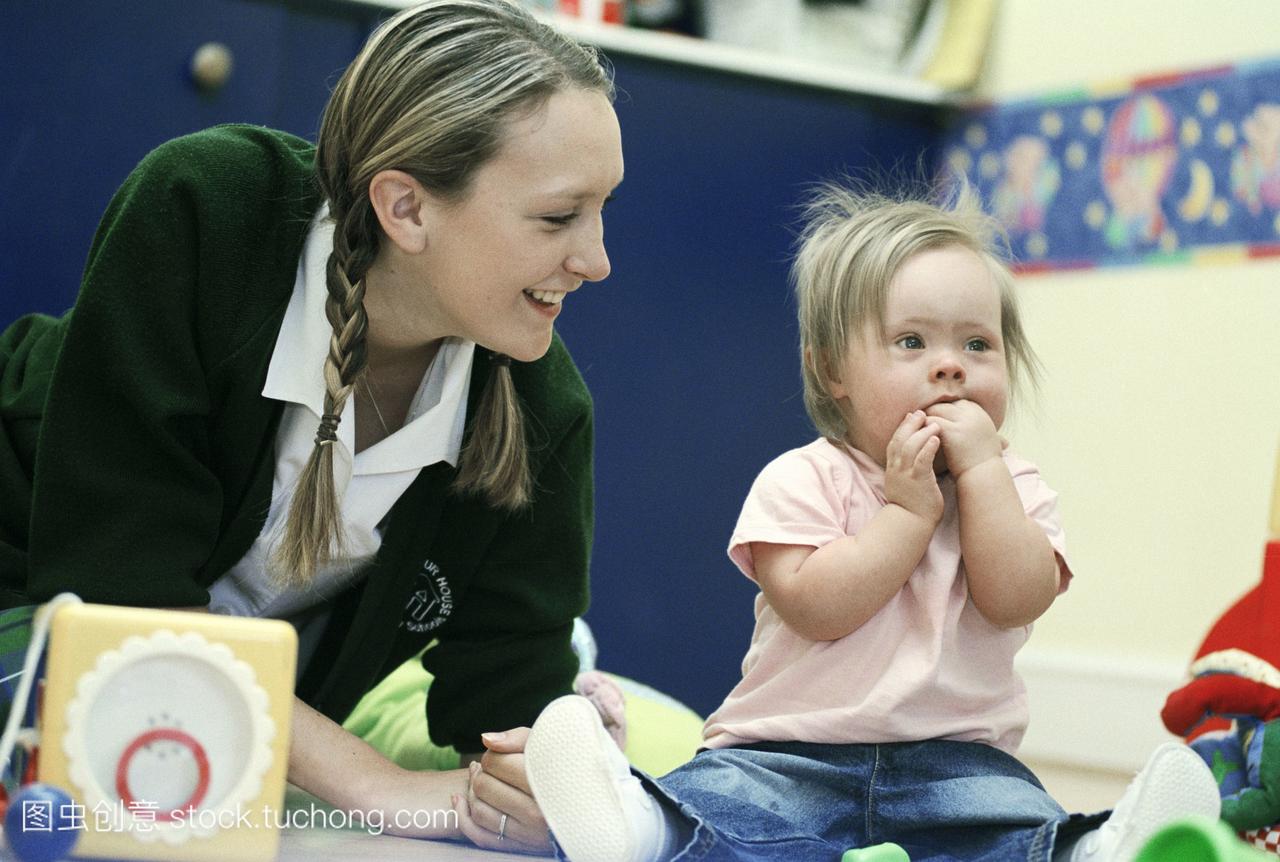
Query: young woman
[[0, 0, 623, 853]]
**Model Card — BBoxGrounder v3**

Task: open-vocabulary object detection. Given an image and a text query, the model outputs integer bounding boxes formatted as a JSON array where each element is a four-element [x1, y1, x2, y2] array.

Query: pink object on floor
[[575, 670, 628, 750]]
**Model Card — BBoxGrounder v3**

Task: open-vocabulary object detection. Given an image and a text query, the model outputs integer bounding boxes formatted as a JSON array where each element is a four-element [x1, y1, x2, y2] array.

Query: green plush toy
[[343, 619, 706, 777], [1134, 817, 1273, 862], [842, 843, 910, 861], [1187, 718, 1280, 832]]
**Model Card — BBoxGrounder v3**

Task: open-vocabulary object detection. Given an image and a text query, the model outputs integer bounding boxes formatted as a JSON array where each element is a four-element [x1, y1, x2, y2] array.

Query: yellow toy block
[[37, 604, 296, 862]]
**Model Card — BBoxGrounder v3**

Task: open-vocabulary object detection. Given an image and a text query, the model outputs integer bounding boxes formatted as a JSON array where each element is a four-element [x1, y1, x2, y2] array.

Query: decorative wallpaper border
[[944, 58, 1280, 272]]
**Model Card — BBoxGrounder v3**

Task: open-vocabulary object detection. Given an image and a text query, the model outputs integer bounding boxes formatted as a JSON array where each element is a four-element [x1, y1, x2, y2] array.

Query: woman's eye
[[897, 335, 924, 350], [965, 339, 989, 352], [542, 213, 577, 227]]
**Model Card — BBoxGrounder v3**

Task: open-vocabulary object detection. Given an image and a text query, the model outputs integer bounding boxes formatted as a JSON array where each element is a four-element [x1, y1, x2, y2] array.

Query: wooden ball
[[190, 42, 234, 91]]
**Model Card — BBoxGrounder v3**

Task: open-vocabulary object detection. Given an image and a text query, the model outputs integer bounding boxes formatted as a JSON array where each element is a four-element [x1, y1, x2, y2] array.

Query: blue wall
[[1, 4, 942, 717], [0, 0, 375, 318]]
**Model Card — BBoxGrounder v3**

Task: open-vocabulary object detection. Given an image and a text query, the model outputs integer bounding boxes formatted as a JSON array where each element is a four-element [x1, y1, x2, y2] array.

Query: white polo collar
[[262, 209, 475, 475]]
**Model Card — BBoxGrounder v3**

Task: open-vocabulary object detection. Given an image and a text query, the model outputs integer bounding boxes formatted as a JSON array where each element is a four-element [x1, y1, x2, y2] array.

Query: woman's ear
[[368, 169, 430, 254]]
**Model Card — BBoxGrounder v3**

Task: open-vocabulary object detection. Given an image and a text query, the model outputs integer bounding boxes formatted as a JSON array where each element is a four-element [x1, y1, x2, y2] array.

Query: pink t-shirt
[[702, 438, 1071, 755]]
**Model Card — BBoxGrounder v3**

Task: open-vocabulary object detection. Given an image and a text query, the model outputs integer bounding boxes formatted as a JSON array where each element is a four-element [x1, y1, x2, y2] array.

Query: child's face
[[829, 244, 1009, 466]]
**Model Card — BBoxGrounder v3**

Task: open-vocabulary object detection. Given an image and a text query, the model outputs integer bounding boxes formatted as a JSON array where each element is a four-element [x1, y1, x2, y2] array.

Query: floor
[[1023, 757, 1132, 814], [277, 827, 530, 861], [58, 794, 535, 862], [51, 761, 1134, 861]]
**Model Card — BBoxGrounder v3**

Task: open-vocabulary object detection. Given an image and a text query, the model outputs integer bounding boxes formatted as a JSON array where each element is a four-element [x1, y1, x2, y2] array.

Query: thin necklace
[[362, 376, 391, 436]]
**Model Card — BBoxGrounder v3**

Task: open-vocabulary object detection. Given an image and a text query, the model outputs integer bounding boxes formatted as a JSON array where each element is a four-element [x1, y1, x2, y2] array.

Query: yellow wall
[[983, 3, 1280, 669], [981, 1, 1280, 99]]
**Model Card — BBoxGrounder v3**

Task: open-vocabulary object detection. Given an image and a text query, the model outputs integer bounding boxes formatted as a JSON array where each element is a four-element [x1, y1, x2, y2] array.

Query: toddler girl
[[521, 185, 1219, 861]]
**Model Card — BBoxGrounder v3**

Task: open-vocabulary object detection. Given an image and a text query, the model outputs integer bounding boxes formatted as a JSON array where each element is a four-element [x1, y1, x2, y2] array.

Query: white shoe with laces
[[526, 694, 669, 862], [1069, 742, 1221, 862]]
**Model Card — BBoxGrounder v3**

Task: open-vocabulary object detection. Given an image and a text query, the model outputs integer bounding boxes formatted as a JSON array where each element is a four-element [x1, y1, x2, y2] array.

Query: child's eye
[[965, 338, 990, 352], [896, 335, 924, 350]]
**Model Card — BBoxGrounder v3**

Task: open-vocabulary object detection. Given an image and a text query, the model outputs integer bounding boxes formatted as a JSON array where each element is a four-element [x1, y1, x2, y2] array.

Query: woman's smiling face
[[371, 87, 624, 362]]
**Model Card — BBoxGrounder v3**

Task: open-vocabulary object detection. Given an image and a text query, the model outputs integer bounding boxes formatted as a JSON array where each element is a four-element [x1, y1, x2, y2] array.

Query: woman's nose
[[566, 228, 611, 283]]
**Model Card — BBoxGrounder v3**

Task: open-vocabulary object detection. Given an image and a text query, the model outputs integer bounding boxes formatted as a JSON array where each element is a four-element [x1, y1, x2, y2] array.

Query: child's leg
[[527, 694, 682, 862], [868, 739, 1088, 862], [1060, 742, 1220, 862], [526, 696, 871, 861]]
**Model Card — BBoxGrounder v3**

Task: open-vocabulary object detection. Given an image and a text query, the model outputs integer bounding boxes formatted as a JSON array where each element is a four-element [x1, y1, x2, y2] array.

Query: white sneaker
[[526, 694, 667, 862], [1070, 742, 1221, 862]]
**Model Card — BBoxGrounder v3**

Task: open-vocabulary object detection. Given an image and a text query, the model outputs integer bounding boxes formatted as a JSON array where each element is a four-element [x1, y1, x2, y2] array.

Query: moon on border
[[1178, 159, 1215, 223]]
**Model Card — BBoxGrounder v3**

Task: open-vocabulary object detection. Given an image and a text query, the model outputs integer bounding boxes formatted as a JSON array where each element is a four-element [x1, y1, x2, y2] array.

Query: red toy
[[1162, 449, 1280, 847]]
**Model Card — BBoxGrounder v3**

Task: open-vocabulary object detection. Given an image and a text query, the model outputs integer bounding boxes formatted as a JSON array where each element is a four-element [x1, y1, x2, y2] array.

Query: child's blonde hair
[[793, 182, 1041, 441]]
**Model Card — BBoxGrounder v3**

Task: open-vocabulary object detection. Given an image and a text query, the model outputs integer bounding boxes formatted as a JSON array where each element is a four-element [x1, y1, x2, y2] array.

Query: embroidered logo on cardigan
[[401, 559, 453, 634]]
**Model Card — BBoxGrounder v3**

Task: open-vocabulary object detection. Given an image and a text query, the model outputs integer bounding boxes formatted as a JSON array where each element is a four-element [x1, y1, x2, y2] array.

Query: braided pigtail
[[283, 0, 615, 551], [453, 355, 531, 510], [272, 204, 381, 586]]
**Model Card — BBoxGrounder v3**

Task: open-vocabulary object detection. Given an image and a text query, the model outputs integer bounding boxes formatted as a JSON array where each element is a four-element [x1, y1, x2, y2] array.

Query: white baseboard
[[1014, 647, 1191, 774]]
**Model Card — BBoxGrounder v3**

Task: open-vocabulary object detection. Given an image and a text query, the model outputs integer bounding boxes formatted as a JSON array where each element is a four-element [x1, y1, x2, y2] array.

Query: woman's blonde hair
[[275, 0, 614, 585], [793, 181, 1041, 441]]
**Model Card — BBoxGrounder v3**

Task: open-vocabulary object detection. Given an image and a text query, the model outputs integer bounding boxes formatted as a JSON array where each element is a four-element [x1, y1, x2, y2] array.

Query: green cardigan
[[0, 125, 593, 753]]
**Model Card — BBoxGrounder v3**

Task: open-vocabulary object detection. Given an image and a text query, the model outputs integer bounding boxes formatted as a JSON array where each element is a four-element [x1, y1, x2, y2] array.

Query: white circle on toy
[[63, 629, 275, 844]]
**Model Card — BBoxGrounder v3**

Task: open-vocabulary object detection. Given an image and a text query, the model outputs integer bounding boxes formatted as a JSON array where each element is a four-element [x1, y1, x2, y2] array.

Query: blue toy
[[0, 597, 83, 862], [4, 783, 80, 862]]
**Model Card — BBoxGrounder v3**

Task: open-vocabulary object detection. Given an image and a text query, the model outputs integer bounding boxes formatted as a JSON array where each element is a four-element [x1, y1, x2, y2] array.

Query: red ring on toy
[[115, 728, 211, 822]]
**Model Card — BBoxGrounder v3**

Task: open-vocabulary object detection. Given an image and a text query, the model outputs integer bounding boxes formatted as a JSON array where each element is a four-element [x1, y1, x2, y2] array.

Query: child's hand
[[883, 410, 943, 525], [924, 399, 1002, 477]]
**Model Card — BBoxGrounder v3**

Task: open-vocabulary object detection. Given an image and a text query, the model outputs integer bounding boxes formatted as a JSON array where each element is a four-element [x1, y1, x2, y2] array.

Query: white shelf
[[345, 1, 954, 106], [551, 18, 951, 105]]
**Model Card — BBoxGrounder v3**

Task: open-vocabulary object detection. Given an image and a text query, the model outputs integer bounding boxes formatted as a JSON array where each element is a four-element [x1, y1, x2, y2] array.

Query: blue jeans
[[633, 739, 1108, 862]]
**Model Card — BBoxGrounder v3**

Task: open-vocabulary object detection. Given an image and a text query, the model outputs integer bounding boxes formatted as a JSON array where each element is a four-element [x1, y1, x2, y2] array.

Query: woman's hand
[[290, 699, 471, 840], [452, 727, 553, 855], [289, 691, 553, 852]]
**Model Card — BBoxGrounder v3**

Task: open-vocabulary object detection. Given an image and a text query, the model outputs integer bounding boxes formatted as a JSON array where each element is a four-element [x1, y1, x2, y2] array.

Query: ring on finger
[[498, 813, 508, 840]]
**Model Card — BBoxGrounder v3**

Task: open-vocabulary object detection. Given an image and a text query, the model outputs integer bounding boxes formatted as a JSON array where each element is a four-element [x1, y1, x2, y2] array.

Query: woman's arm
[[289, 697, 560, 851], [26, 129, 315, 607], [289, 697, 468, 838], [175, 603, 544, 849], [296, 701, 553, 851], [167, 606, 470, 840]]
